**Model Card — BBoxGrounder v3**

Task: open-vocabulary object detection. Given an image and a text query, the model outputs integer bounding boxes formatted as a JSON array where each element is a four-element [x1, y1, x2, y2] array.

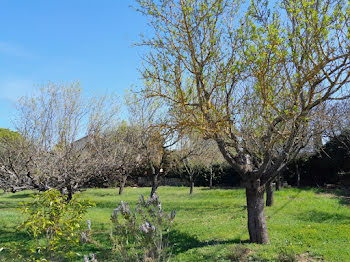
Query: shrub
[[19, 189, 94, 260], [110, 194, 176, 262]]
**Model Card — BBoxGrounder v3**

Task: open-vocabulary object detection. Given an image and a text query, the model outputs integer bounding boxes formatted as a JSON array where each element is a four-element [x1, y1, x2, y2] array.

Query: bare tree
[[201, 139, 225, 189], [0, 129, 41, 192], [11, 82, 118, 199], [127, 93, 176, 197], [136, 0, 350, 243], [175, 134, 211, 194], [88, 122, 144, 195]]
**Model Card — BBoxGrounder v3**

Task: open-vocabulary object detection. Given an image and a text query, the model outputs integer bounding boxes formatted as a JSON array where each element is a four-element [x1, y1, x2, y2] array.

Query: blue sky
[[0, 0, 148, 129]]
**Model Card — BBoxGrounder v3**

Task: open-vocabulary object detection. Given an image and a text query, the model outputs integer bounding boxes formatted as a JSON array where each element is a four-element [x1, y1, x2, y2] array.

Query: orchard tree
[[175, 135, 224, 193], [14, 82, 118, 200], [0, 129, 39, 192], [127, 93, 176, 197], [88, 122, 144, 195], [201, 139, 225, 189], [176, 134, 208, 194], [136, 0, 350, 243]]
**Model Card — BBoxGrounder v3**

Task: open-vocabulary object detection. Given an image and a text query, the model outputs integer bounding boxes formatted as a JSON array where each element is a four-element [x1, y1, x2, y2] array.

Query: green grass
[[1, 187, 350, 261]]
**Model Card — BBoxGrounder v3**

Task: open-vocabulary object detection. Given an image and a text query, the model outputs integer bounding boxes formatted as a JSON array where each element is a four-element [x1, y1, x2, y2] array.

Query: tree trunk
[[275, 176, 280, 191], [296, 164, 300, 187], [190, 181, 194, 195], [67, 190, 73, 202], [246, 181, 270, 244], [265, 182, 274, 207], [66, 185, 73, 202], [119, 174, 127, 195], [150, 173, 159, 198], [209, 167, 213, 189]]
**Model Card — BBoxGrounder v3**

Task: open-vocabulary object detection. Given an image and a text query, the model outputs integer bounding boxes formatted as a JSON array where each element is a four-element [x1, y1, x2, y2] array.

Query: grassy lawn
[[1, 187, 350, 261]]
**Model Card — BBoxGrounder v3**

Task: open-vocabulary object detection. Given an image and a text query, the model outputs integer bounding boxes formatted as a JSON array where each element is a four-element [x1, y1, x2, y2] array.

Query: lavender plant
[[110, 194, 176, 262]]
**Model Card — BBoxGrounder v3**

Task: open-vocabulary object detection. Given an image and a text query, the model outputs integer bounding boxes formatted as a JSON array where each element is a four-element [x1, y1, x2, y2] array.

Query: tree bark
[[296, 164, 300, 187], [67, 191, 73, 202], [266, 181, 274, 207], [150, 173, 159, 198], [190, 180, 194, 195], [66, 185, 73, 202], [209, 167, 213, 189], [246, 181, 270, 244], [119, 174, 127, 195]]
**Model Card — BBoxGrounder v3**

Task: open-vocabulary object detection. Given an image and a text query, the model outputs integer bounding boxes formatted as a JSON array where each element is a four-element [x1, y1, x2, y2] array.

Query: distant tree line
[[283, 129, 350, 188]]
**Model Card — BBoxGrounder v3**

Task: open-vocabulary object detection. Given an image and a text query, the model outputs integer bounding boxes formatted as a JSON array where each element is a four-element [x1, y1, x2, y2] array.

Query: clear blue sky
[[0, 0, 148, 130]]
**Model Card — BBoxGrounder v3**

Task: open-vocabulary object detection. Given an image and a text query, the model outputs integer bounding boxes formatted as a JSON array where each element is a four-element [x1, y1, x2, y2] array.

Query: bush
[[19, 189, 94, 260], [110, 194, 176, 262]]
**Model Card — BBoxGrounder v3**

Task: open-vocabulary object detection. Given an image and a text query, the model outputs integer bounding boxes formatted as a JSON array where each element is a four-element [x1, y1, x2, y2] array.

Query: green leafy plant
[[19, 189, 94, 259], [110, 194, 176, 262]]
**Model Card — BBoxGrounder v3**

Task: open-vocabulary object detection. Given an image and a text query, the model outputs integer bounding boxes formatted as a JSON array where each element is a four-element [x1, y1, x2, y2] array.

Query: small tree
[[20, 189, 94, 260], [175, 134, 209, 194], [88, 122, 144, 195], [127, 93, 176, 197], [201, 139, 225, 189]]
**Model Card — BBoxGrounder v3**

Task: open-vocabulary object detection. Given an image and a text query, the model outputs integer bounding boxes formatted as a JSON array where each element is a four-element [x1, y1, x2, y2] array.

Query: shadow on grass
[[199, 187, 243, 191], [315, 188, 350, 207], [94, 200, 242, 212], [297, 210, 350, 223], [6, 193, 32, 199], [0, 228, 31, 243], [0, 201, 21, 209], [169, 230, 249, 255], [94, 201, 120, 209], [88, 191, 116, 198], [269, 189, 302, 217], [0, 228, 116, 262]]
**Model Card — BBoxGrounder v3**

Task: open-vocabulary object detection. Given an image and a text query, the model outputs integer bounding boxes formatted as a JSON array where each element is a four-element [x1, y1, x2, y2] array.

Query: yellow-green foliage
[[19, 189, 94, 259], [0, 128, 21, 143]]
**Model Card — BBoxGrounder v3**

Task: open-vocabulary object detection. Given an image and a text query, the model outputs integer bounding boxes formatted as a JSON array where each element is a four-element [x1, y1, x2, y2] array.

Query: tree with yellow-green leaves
[[136, 0, 350, 243]]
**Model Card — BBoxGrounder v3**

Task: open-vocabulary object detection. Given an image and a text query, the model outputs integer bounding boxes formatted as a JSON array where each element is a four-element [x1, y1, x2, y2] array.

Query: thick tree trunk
[[119, 175, 127, 195], [150, 173, 159, 198], [246, 182, 270, 244], [266, 182, 274, 207]]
